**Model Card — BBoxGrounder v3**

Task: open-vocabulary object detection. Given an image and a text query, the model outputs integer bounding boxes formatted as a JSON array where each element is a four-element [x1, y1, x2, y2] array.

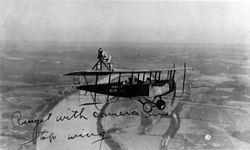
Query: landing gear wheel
[[156, 99, 166, 110], [143, 102, 152, 113]]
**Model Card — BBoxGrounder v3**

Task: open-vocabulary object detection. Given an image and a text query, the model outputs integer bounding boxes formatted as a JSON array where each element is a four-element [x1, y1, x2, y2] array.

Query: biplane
[[64, 49, 192, 113]]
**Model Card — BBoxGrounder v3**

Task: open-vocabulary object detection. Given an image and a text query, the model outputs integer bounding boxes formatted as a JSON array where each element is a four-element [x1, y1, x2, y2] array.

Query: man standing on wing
[[97, 48, 113, 71]]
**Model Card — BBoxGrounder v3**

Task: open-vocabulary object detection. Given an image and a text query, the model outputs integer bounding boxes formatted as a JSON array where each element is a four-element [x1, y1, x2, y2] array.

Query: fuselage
[[76, 79, 175, 98]]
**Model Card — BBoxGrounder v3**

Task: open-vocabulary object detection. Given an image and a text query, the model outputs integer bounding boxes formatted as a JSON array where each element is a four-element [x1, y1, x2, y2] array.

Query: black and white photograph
[[1, 0, 250, 150]]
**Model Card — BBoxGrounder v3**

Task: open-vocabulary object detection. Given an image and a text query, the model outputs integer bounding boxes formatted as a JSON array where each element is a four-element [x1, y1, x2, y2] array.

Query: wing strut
[[93, 74, 102, 110], [171, 63, 176, 106], [106, 73, 111, 104], [82, 75, 96, 103], [94, 74, 98, 101], [183, 63, 186, 95], [176, 63, 187, 97], [158, 71, 161, 80], [117, 73, 121, 95], [143, 72, 145, 82], [83, 75, 88, 96], [149, 72, 152, 83], [167, 70, 170, 80], [82, 75, 96, 105], [131, 73, 134, 85], [172, 63, 176, 79]]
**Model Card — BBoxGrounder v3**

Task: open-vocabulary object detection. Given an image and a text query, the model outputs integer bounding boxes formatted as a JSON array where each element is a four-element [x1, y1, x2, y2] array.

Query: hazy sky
[[1, 0, 250, 44]]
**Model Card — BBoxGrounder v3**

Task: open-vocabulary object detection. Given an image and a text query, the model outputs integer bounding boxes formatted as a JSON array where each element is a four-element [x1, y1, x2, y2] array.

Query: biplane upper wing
[[63, 67, 193, 76], [63, 70, 111, 76]]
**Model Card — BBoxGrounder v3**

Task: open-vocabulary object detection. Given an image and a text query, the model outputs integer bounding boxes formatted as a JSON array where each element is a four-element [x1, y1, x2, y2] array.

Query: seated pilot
[[145, 77, 151, 84], [128, 77, 133, 84], [134, 78, 143, 84], [123, 80, 128, 85]]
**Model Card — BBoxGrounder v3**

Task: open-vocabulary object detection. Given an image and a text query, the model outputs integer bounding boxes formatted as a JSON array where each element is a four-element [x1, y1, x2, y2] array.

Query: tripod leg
[[171, 87, 176, 106], [92, 59, 101, 70]]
